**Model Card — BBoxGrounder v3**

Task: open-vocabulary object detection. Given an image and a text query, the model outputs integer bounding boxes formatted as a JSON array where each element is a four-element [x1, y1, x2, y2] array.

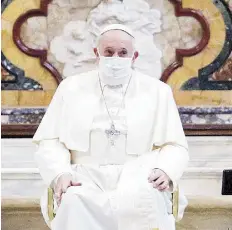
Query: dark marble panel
[[1, 107, 232, 125], [1, 53, 43, 91], [180, 113, 232, 125], [1, 108, 46, 115], [1, 0, 13, 13], [178, 107, 232, 114]]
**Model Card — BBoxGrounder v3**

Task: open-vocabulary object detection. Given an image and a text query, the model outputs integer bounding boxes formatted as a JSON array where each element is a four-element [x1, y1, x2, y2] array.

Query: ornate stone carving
[[21, 17, 48, 50], [50, 0, 163, 78]]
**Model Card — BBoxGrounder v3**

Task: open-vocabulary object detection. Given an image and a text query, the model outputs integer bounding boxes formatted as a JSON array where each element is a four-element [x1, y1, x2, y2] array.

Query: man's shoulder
[[58, 69, 98, 91], [135, 70, 171, 94]]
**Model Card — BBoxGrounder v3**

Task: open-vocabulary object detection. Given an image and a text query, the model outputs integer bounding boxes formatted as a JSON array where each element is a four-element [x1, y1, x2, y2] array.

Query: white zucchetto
[[99, 24, 134, 38]]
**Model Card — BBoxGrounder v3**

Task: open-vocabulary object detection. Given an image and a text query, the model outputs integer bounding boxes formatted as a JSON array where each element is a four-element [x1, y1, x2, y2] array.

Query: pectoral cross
[[105, 123, 121, 146]]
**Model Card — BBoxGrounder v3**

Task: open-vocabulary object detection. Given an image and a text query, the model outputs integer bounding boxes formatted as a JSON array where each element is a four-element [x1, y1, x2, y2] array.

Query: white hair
[[96, 32, 135, 50]]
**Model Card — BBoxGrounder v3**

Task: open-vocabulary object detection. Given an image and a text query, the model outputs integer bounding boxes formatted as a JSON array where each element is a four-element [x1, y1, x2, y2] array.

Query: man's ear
[[133, 51, 139, 62], [94, 48, 99, 57]]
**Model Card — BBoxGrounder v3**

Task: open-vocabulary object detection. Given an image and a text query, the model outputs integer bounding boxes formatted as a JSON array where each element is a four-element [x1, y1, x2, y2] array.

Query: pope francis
[[33, 24, 189, 230]]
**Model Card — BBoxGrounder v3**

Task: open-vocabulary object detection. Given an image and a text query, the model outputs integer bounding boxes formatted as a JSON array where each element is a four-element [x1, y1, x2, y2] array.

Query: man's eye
[[105, 49, 113, 57], [119, 50, 128, 57]]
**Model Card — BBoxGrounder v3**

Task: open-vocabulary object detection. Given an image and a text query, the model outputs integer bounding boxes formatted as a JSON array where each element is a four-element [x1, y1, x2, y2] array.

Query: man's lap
[[41, 154, 173, 228]]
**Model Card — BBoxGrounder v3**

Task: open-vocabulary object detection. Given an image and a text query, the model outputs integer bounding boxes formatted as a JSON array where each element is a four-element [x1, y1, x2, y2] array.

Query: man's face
[[94, 30, 138, 60]]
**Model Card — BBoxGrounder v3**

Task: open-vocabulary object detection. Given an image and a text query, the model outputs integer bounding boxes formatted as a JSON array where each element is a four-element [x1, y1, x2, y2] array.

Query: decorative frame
[[1, 0, 232, 137], [12, 0, 62, 84], [161, 0, 211, 82]]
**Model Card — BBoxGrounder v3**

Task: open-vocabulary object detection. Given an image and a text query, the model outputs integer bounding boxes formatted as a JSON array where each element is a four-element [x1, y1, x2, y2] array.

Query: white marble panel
[[2, 137, 232, 168], [1, 137, 231, 200], [186, 137, 232, 168], [0, 166, 228, 200], [181, 168, 224, 197], [1, 168, 44, 198], [1, 179, 46, 198], [1, 139, 37, 168]]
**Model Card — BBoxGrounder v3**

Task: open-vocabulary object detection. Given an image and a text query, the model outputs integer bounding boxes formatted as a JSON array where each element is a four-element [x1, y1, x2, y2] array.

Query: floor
[[2, 209, 232, 230]]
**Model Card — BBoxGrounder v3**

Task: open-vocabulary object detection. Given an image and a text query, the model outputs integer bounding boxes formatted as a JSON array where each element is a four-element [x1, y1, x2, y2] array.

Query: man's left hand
[[148, 169, 171, 191]]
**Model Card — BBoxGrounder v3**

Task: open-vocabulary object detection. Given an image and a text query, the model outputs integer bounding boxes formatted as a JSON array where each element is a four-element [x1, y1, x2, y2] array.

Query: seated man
[[33, 24, 189, 230]]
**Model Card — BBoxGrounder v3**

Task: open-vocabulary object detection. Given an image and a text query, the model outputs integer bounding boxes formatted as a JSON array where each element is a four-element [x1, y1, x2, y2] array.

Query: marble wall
[[1, 0, 232, 127], [20, 0, 202, 78]]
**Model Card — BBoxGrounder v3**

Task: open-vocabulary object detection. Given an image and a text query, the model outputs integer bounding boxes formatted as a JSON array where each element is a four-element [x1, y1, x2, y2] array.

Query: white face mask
[[98, 55, 133, 80]]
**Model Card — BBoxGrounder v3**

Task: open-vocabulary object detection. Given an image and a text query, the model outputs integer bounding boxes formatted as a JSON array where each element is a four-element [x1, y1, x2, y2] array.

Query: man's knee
[[118, 180, 161, 207], [60, 186, 83, 207]]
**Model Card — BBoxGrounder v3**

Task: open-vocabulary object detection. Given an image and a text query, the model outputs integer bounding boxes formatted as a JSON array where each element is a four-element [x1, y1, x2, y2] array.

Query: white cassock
[[33, 69, 189, 230]]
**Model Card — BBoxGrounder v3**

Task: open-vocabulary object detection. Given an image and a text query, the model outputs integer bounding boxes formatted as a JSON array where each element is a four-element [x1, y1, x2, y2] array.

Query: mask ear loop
[[131, 50, 136, 69], [95, 48, 101, 66]]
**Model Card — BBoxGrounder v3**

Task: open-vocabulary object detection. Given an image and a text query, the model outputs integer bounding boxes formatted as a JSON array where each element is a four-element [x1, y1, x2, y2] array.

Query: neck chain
[[98, 73, 132, 146]]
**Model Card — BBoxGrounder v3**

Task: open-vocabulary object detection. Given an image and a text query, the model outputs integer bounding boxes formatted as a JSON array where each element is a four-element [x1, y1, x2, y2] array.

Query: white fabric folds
[[33, 70, 187, 152], [33, 70, 189, 188]]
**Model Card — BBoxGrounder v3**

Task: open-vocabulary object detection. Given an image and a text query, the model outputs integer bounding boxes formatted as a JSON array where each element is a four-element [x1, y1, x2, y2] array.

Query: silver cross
[[105, 123, 121, 146]]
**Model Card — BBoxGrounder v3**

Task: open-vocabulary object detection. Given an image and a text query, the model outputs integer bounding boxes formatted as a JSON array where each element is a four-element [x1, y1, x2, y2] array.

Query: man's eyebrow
[[103, 47, 128, 50], [104, 47, 114, 50]]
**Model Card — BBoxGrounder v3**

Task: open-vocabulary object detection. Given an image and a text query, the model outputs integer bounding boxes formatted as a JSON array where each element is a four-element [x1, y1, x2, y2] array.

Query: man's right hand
[[54, 173, 82, 206]]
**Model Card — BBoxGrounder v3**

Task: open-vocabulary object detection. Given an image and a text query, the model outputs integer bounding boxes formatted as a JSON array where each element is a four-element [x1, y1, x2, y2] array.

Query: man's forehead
[[99, 30, 134, 47]]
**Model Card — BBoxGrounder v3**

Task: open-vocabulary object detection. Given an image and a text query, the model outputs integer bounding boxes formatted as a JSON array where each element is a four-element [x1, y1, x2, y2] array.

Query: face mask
[[98, 55, 133, 80]]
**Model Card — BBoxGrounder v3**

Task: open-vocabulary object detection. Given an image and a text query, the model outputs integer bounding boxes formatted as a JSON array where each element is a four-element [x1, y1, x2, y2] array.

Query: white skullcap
[[100, 24, 134, 38]]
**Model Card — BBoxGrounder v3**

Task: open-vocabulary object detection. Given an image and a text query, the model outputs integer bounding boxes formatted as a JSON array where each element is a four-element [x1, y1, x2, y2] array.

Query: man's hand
[[54, 173, 82, 206], [148, 169, 171, 191]]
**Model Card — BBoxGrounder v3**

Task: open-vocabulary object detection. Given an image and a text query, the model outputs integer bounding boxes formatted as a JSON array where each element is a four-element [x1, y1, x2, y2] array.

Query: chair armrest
[[47, 187, 56, 222], [172, 186, 179, 222]]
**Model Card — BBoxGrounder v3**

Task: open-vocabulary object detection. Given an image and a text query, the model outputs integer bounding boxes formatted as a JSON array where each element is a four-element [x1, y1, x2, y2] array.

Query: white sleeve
[[156, 145, 189, 191], [33, 79, 66, 143], [33, 79, 73, 187], [34, 139, 73, 187], [154, 86, 189, 190]]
